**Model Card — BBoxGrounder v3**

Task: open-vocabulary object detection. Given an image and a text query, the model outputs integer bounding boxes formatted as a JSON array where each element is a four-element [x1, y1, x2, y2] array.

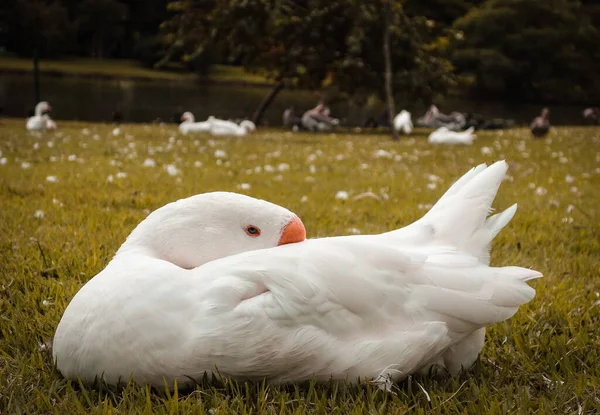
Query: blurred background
[[0, 0, 599, 126]]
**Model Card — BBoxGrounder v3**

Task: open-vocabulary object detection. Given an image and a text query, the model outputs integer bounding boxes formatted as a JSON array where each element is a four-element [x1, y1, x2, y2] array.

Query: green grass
[[0, 56, 271, 84], [1, 119, 599, 413]]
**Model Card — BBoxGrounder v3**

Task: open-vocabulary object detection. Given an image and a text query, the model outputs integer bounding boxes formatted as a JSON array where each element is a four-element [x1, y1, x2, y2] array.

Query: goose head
[[116, 192, 306, 269], [240, 120, 257, 134], [35, 101, 51, 116], [541, 108, 549, 120], [180, 112, 195, 123]]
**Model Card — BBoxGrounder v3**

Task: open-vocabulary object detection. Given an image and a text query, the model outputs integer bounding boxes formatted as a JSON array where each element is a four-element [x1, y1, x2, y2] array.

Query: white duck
[[178, 112, 211, 134], [393, 110, 413, 134], [53, 161, 540, 391], [428, 126, 476, 145], [209, 117, 256, 136], [26, 101, 52, 131]]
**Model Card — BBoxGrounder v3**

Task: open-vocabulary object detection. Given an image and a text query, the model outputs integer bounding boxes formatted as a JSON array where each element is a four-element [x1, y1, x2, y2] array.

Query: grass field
[[0, 56, 272, 84], [1, 119, 599, 413]]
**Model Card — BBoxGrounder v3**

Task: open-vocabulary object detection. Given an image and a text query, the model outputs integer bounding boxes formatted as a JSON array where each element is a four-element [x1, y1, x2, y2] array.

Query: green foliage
[[452, 0, 600, 103], [75, 0, 128, 58], [4, 0, 76, 58], [1, 119, 599, 413]]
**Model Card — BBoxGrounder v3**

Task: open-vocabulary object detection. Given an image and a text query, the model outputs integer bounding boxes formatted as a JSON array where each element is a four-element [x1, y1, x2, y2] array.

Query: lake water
[[1, 74, 590, 126]]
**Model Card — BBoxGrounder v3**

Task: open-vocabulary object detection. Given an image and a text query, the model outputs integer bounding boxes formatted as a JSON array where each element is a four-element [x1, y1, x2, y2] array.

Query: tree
[[452, 0, 600, 103], [5, 0, 76, 58], [383, 0, 398, 141], [76, 0, 128, 58]]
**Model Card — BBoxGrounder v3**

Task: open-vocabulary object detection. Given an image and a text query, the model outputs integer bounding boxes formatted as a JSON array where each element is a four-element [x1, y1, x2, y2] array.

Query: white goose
[[26, 101, 52, 131], [53, 161, 540, 391], [209, 117, 256, 136], [428, 126, 476, 145], [178, 112, 211, 134], [393, 110, 413, 134]]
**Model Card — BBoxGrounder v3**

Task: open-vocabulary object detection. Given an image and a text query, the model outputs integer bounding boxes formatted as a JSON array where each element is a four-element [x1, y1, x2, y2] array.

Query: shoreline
[[0, 67, 276, 88]]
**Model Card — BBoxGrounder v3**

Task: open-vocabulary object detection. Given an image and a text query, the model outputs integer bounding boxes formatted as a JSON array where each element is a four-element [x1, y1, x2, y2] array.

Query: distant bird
[[530, 108, 550, 138], [26, 102, 52, 131], [393, 110, 413, 134], [583, 107, 600, 124], [178, 112, 211, 134], [428, 126, 476, 145]]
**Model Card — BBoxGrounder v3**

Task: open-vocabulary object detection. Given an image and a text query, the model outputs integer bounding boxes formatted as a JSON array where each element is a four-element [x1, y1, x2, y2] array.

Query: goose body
[[53, 162, 540, 390], [179, 112, 211, 134], [393, 110, 413, 134], [428, 126, 476, 145], [26, 101, 52, 131], [209, 117, 256, 136]]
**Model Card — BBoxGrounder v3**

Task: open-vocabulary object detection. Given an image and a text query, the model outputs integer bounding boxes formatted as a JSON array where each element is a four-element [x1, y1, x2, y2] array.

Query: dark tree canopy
[[2, 0, 599, 104]]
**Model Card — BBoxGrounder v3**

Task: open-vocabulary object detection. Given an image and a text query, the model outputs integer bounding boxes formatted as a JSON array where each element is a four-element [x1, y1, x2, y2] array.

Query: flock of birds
[[52, 160, 542, 391], [26, 101, 597, 145]]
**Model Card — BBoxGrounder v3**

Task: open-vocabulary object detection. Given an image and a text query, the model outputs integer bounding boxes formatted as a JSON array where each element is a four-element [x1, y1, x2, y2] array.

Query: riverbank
[[0, 56, 274, 86]]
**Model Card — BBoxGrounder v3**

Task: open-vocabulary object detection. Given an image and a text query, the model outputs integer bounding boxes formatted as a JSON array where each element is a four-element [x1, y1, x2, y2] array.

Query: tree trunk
[[252, 80, 285, 125], [383, 0, 398, 141]]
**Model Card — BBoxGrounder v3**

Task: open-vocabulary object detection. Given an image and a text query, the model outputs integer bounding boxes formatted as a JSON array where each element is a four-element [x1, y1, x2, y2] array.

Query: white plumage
[[428, 126, 477, 145], [178, 112, 211, 134], [26, 101, 53, 131], [393, 110, 413, 134], [53, 161, 540, 391], [209, 117, 257, 136]]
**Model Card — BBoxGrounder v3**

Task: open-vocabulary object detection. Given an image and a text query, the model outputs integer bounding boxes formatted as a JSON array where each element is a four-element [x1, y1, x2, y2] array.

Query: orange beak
[[278, 216, 306, 246]]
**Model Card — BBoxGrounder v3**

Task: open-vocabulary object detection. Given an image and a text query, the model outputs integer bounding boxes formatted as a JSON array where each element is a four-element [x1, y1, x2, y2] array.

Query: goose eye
[[244, 226, 261, 237]]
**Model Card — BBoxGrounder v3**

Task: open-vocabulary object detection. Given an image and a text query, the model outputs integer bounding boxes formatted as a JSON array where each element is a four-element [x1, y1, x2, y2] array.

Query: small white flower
[[194, 161, 203, 168], [348, 228, 361, 235], [116, 172, 127, 179], [306, 154, 317, 162], [535, 187, 547, 196], [214, 149, 227, 159], [565, 175, 575, 183], [33, 142, 39, 150], [81, 128, 90, 135], [21, 162, 31, 169], [335, 154, 344, 161], [106, 175, 114, 182], [112, 128, 121, 136], [278, 163, 290, 172], [169, 136, 176, 143], [559, 156, 568, 164], [549, 200, 559, 207], [42, 300, 53, 306], [561, 217, 574, 224], [480, 146, 493, 155], [570, 186, 579, 193], [264, 164, 275, 173], [374, 149, 393, 159], [427, 183, 437, 190], [165, 164, 179, 176], [254, 166, 262, 173], [49, 156, 57, 162], [68, 154, 77, 161], [34, 210, 44, 219], [528, 182, 536, 189], [143, 158, 156, 167], [566, 204, 575, 214], [427, 174, 441, 182], [238, 183, 251, 190], [300, 195, 308, 203], [46, 176, 58, 183], [47, 141, 54, 148], [335, 191, 349, 201], [360, 163, 369, 170], [309, 164, 316, 174]]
